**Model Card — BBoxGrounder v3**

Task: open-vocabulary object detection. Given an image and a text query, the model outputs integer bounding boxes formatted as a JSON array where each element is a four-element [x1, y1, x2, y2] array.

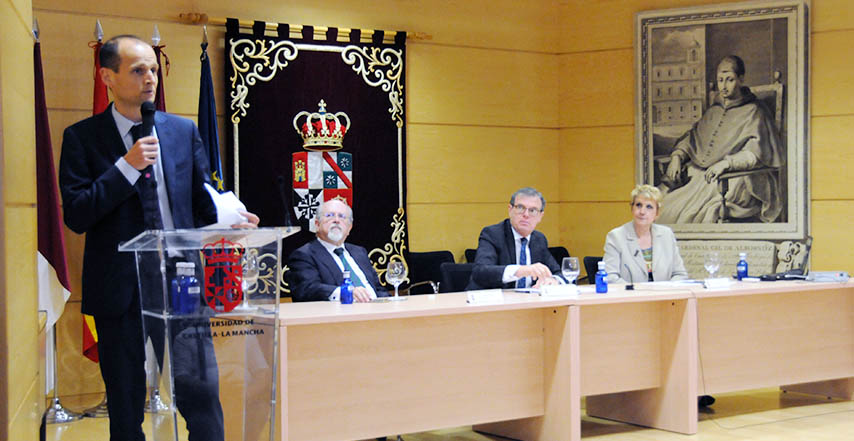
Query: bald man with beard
[[288, 199, 388, 302]]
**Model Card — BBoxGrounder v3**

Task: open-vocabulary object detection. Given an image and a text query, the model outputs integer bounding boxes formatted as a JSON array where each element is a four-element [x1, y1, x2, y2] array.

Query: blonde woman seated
[[603, 184, 688, 284]]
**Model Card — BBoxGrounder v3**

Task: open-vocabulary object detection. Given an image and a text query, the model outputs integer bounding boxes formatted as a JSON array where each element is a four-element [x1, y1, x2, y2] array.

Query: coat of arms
[[292, 100, 353, 231]]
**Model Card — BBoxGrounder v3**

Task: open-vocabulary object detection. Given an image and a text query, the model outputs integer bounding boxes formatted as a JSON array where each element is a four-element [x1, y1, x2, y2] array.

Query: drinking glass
[[562, 257, 580, 284], [704, 251, 721, 278], [386, 261, 407, 300], [236, 250, 259, 311]]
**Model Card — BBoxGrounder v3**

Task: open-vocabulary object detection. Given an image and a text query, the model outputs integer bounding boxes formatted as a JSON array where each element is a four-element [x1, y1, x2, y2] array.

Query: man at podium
[[59, 35, 258, 441]]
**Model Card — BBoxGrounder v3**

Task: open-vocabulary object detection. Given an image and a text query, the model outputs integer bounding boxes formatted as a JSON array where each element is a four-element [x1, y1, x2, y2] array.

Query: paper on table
[[203, 183, 249, 228]]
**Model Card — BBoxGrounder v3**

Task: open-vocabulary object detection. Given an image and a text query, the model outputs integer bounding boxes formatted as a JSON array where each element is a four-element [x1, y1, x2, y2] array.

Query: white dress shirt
[[317, 238, 377, 301]]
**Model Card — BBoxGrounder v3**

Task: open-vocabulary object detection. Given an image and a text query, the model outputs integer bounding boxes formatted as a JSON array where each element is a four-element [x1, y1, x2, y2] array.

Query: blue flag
[[199, 41, 224, 191]]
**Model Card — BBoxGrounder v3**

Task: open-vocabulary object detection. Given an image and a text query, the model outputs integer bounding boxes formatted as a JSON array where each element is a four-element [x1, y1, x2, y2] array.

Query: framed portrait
[[635, 0, 809, 239]]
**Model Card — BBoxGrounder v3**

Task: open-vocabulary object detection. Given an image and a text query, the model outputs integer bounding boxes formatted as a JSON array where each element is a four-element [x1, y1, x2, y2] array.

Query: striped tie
[[516, 237, 528, 289], [334, 247, 364, 287]]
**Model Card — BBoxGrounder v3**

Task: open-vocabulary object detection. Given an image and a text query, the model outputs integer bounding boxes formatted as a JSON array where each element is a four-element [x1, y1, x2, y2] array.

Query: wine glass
[[386, 261, 407, 300], [704, 251, 721, 278], [562, 257, 580, 284], [236, 250, 259, 311]]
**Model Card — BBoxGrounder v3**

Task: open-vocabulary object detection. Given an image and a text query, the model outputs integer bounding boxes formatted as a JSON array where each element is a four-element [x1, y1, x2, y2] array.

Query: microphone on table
[[624, 263, 634, 290]]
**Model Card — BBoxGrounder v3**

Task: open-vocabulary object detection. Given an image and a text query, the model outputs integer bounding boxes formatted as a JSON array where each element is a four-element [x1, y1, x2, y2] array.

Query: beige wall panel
[[35, 0, 560, 52], [811, 201, 854, 271], [408, 124, 559, 204], [558, 0, 751, 53], [408, 44, 558, 127], [7, 376, 40, 441], [35, 11, 94, 111], [558, 49, 633, 128], [811, 115, 854, 200], [1, 26, 36, 205], [38, 13, 171, 111], [557, 201, 628, 275], [813, 0, 854, 32], [811, 30, 854, 117], [407, 202, 561, 261], [37, 13, 220, 118], [144, 21, 218, 117], [558, 126, 634, 202], [56, 301, 103, 397], [8, 0, 31, 29], [4, 205, 38, 409]]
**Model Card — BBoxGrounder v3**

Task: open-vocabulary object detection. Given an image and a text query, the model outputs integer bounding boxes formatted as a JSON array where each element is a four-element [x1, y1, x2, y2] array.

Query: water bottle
[[595, 261, 608, 293], [171, 263, 186, 314], [340, 270, 354, 304], [183, 262, 200, 314], [736, 252, 749, 280]]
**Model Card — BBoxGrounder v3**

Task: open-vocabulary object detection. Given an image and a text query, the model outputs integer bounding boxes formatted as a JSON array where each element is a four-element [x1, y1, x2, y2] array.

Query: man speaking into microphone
[[59, 35, 258, 441]]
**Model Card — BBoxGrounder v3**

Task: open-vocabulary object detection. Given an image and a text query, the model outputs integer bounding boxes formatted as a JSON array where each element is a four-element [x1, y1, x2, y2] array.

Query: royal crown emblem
[[292, 99, 351, 152]]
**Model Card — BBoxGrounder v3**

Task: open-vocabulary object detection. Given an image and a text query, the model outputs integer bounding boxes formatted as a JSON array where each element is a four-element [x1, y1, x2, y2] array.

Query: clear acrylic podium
[[119, 227, 298, 441]]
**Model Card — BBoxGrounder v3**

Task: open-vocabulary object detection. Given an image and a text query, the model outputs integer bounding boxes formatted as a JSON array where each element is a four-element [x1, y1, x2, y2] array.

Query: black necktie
[[333, 247, 365, 287], [130, 125, 163, 229]]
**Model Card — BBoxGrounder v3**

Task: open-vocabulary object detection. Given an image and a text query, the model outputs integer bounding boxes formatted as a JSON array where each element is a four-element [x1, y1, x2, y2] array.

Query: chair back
[[439, 263, 475, 293], [407, 251, 455, 295], [464, 248, 477, 263], [582, 256, 603, 284], [548, 246, 570, 264]]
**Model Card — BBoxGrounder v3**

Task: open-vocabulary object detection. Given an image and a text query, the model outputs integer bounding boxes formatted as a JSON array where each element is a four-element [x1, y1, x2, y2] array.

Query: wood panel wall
[[557, 0, 854, 274], [20, 0, 854, 402], [31, 0, 562, 398], [1, 0, 41, 438]]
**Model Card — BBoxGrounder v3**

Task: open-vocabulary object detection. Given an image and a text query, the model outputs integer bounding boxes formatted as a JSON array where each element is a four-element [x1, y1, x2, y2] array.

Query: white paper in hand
[[203, 183, 249, 228]]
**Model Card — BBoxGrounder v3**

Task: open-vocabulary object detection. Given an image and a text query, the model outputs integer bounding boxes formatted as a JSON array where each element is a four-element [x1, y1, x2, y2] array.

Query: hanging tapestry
[[224, 20, 408, 293]]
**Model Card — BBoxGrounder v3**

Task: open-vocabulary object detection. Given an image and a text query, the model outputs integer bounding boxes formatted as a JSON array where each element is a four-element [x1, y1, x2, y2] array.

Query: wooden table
[[278, 281, 854, 441], [278, 292, 579, 441], [476, 287, 697, 440], [692, 280, 854, 399]]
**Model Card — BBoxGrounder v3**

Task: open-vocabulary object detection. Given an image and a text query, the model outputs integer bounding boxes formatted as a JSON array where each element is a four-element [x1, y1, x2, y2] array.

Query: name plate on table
[[807, 271, 851, 282], [703, 277, 732, 290], [466, 289, 504, 304], [539, 284, 579, 297]]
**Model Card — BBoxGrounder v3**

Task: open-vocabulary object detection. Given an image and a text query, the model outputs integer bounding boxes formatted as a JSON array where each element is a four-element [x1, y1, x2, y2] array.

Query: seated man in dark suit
[[289, 198, 388, 302], [467, 187, 565, 290]]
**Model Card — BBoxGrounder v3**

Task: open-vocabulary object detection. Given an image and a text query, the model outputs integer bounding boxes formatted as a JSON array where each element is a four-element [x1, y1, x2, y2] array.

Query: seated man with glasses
[[288, 198, 388, 302], [466, 187, 565, 290]]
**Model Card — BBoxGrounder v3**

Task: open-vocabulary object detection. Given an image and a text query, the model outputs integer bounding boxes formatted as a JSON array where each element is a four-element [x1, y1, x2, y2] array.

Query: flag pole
[[33, 18, 83, 425], [81, 18, 110, 420], [44, 324, 84, 424], [140, 23, 170, 414]]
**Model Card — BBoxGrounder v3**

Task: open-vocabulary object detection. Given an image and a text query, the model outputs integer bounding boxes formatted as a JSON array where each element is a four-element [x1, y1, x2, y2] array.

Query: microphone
[[624, 263, 634, 290], [139, 102, 156, 180], [276, 176, 294, 227], [140, 101, 155, 137]]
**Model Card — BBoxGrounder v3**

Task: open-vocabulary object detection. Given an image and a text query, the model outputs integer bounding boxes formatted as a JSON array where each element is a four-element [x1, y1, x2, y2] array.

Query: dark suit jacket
[[288, 239, 388, 302], [466, 219, 561, 290], [59, 104, 217, 317]]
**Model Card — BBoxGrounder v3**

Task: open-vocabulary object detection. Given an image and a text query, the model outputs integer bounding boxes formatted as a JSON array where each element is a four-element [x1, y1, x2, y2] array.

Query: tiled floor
[[47, 388, 854, 440]]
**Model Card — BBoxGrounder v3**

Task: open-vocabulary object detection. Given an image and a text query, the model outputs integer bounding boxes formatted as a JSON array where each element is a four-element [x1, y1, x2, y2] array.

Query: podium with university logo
[[119, 227, 298, 441]]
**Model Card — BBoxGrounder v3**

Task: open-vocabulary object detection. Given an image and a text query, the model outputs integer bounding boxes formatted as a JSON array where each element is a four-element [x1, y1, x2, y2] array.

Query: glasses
[[321, 212, 350, 221], [512, 204, 542, 216]]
